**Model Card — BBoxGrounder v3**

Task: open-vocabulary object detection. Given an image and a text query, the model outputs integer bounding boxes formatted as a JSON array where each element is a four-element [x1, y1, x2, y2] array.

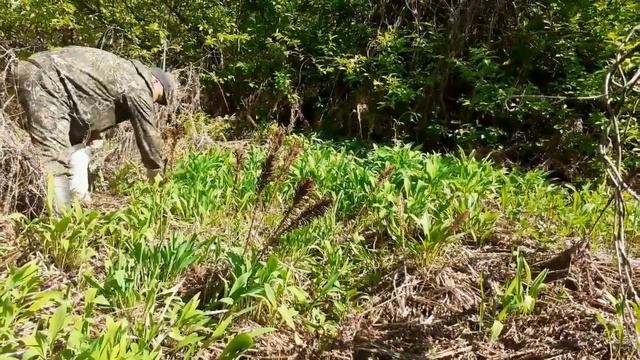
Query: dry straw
[[0, 46, 45, 217]]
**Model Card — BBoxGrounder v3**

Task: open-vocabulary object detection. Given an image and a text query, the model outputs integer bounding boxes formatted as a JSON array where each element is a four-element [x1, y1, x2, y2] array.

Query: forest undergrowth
[[0, 1, 639, 357], [1, 115, 639, 359]]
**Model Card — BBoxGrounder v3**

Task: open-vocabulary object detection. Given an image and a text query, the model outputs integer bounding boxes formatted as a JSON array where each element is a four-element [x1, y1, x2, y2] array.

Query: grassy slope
[[1, 122, 639, 359]]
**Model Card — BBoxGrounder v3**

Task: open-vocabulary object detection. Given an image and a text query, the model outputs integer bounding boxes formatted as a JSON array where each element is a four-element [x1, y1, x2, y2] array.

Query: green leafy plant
[[3, 125, 640, 358], [490, 249, 549, 341], [594, 291, 636, 359], [11, 206, 101, 269]]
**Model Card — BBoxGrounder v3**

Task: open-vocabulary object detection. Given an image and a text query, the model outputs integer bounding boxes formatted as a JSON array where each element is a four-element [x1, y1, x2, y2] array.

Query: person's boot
[[50, 174, 72, 216]]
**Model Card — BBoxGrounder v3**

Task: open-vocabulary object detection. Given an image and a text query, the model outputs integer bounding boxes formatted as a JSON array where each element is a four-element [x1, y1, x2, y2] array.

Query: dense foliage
[[2, 0, 638, 179]]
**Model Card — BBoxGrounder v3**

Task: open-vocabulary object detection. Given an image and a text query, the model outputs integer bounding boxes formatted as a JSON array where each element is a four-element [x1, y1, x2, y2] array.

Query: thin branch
[[509, 93, 607, 101], [599, 25, 640, 347]]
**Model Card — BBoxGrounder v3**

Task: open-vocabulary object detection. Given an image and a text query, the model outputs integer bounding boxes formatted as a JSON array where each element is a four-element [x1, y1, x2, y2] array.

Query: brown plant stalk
[[273, 140, 303, 184], [270, 177, 316, 242], [243, 127, 286, 255], [272, 195, 333, 243]]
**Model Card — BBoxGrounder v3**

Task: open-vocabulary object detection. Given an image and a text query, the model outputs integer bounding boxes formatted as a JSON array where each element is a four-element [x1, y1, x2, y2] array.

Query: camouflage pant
[[15, 60, 89, 211]]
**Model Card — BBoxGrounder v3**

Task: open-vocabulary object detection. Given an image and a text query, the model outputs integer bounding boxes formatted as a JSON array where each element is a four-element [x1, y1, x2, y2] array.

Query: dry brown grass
[[0, 120, 45, 217], [1, 48, 46, 218], [242, 236, 640, 359]]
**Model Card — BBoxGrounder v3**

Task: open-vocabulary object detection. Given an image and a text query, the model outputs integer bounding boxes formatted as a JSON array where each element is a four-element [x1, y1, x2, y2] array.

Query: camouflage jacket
[[25, 46, 164, 171]]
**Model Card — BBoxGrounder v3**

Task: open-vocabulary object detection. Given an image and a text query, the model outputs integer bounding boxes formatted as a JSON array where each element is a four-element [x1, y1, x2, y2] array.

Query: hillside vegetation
[[2, 0, 639, 179], [0, 123, 638, 358], [1, 0, 640, 359]]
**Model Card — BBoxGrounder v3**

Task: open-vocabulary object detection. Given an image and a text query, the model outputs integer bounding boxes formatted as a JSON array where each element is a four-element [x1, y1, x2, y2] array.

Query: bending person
[[13, 45, 174, 214]]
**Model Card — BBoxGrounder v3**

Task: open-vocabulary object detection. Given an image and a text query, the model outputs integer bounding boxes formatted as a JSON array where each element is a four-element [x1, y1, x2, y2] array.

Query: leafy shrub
[[2, 0, 638, 177]]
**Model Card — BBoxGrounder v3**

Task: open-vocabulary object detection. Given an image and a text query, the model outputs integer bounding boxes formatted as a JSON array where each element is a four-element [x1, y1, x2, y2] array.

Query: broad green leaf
[[94, 295, 110, 306], [60, 239, 70, 252], [287, 286, 309, 303], [490, 320, 503, 342], [321, 273, 340, 294], [84, 288, 98, 306], [497, 304, 511, 321], [48, 304, 67, 344], [219, 333, 254, 360], [212, 316, 233, 339], [54, 216, 71, 234], [10, 262, 39, 286], [28, 291, 63, 312], [218, 297, 234, 305], [175, 333, 204, 349], [595, 312, 609, 329], [522, 295, 534, 312], [263, 283, 277, 308], [530, 269, 548, 298], [276, 304, 296, 330], [67, 329, 83, 349], [242, 288, 265, 298], [21, 349, 40, 360], [245, 327, 276, 338], [523, 257, 532, 283], [177, 296, 201, 328], [21, 335, 39, 347], [82, 273, 104, 292], [113, 270, 126, 288], [228, 272, 250, 298]]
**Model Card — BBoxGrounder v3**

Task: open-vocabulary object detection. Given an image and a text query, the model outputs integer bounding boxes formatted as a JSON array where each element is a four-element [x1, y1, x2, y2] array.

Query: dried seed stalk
[[291, 178, 315, 209], [270, 127, 285, 151], [256, 128, 286, 194], [274, 195, 333, 241], [271, 178, 315, 241], [376, 165, 396, 187], [256, 153, 276, 194], [274, 141, 303, 183], [243, 127, 286, 255], [165, 122, 184, 172], [233, 145, 246, 187]]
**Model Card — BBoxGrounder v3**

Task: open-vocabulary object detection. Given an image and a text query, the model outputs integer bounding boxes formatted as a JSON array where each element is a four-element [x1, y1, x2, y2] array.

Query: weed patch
[[2, 126, 639, 358]]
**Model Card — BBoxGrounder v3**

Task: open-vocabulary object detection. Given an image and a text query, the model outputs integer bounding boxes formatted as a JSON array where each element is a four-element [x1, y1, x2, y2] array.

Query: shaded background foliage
[[1, 0, 639, 181]]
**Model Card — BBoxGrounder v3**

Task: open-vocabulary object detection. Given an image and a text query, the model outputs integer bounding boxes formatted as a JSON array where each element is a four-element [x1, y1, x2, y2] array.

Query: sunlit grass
[[3, 123, 638, 358]]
